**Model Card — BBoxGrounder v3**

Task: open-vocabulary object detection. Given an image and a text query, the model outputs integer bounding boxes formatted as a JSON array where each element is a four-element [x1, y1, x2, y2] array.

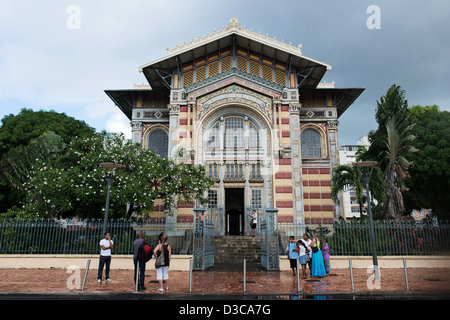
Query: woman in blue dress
[[309, 232, 327, 278]]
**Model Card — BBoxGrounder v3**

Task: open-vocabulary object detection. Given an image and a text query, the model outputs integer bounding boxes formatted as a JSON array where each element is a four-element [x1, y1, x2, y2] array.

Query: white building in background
[[338, 136, 370, 220]]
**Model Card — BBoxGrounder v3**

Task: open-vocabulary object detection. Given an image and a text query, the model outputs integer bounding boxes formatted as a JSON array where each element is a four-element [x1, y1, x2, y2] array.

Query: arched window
[[248, 122, 259, 148], [207, 122, 220, 148], [225, 117, 244, 148], [148, 129, 168, 158], [301, 128, 322, 158], [205, 116, 261, 155]]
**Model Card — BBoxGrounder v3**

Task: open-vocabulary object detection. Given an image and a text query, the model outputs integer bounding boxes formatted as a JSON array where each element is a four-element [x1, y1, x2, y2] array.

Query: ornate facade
[[106, 18, 364, 234]]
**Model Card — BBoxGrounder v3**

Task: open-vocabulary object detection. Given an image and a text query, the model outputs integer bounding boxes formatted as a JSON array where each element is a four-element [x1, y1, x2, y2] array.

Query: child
[[286, 236, 299, 276], [296, 239, 310, 279], [322, 238, 331, 275]]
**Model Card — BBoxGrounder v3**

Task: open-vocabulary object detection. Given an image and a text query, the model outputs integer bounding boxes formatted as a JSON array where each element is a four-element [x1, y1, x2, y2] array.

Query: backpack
[[138, 240, 153, 262]]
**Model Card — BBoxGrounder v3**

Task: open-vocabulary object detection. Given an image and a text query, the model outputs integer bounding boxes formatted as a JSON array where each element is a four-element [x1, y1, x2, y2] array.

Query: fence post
[[81, 259, 91, 291], [349, 258, 355, 291], [189, 258, 193, 293], [403, 258, 409, 291], [135, 260, 139, 292], [243, 259, 246, 294]]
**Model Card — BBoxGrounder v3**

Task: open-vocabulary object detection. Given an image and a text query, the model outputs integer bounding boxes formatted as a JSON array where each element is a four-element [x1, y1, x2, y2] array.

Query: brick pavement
[[1, 268, 450, 296]]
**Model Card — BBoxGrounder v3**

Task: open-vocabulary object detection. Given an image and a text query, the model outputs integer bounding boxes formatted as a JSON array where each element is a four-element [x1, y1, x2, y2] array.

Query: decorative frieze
[[196, 84, 272, 123]]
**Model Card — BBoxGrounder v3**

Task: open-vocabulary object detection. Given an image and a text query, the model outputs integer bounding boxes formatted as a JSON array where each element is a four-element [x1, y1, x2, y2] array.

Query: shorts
[[156, 266, 169, 280], [251, 223, 257, 229], [299, 255, 307, 265], [289, 259, 298, 269]]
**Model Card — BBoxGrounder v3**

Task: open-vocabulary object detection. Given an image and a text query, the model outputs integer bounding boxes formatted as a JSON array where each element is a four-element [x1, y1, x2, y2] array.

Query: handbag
[[155, 244, 166, 268]]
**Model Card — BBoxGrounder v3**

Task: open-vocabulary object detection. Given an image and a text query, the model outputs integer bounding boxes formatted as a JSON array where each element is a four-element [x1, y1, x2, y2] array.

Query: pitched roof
[[138, 17, 332, 90]]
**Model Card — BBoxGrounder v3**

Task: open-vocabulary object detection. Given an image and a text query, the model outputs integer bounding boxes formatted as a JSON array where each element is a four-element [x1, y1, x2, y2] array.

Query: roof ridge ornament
[[227, 17, 241, 28]]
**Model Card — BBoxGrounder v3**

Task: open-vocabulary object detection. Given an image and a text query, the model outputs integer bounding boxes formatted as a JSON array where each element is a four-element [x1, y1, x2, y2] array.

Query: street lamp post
[[354, 161, 379, 281], [100, 162, 125, 234]]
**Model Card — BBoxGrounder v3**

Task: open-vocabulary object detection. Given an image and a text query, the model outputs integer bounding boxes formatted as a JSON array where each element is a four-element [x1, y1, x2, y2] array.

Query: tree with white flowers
[[18, 131, 214, 219]]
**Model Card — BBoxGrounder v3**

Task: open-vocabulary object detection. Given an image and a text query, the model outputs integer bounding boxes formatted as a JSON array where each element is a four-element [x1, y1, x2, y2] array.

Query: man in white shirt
[[97, 232, 114, 283]]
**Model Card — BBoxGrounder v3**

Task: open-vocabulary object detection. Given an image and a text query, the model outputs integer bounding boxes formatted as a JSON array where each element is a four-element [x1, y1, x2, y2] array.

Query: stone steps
[[214, 236, 261, 265]]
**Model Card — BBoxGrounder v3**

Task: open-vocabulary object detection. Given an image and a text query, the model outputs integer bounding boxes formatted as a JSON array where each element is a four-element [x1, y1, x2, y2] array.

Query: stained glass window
[[148, 129, 168, 158], [301, 128, 322, 158]]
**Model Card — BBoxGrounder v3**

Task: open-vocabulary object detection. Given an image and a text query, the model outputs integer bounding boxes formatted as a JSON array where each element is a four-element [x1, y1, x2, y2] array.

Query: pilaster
[[288, 103, 305, 226]]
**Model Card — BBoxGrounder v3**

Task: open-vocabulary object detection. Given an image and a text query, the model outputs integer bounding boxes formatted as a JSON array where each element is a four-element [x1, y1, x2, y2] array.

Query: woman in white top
[[303, 233, 312, 276], [296, 239, 311, 279]]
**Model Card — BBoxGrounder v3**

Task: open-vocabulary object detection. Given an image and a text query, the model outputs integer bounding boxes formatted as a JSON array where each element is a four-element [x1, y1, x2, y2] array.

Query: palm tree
[[332, 164, 386, 218], [331, 164, 385, 217], [383, 116, 418, 219], [355, 145, 368, 162]]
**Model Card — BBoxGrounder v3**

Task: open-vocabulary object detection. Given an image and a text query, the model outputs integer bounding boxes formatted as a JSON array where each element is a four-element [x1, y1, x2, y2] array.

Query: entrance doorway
[[225, 188, 245, 235]]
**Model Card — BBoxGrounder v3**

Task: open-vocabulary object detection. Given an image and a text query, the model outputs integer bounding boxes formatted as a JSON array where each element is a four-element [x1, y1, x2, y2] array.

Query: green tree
[[383, 115, 418, 219], [15, 132, 214, 219], [362, 84, 410, 170], [359, 84, 419, 219], [0, 109, 95, 213], [331, 164, 385, 218], [0, 108, 94, 157], [404, 105, 450, 219], [0, 131, 66, 190]]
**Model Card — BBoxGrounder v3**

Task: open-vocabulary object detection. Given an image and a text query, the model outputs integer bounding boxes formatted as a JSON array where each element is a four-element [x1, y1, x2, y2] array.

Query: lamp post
[[100, 162, 125, 234], [354, 161, 379, 280]]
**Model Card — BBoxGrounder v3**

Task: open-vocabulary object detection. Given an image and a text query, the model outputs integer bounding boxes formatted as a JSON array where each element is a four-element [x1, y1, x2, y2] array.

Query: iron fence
[[0, 218, 194, 255], [278, 220, 450, 256], [2, 217, 450, 257]]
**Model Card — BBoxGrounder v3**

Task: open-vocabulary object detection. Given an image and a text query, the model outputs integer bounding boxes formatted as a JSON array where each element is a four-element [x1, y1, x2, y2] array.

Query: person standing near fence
[[154, 234, 171, 292], [133, 232, 146, 291], [303, 233, 312, 276], [309, 232, 326, 278], [322, 238, 331, 275], [297, 239, 310, 279], [97, 232, 113, 284], [286, 236, 299, 276]]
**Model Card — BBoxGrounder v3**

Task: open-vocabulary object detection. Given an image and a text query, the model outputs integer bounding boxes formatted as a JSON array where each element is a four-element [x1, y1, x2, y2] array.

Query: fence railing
[[2, 218, 450, 256], [278, 220, 450, 256], [0, 218, 194, 255]]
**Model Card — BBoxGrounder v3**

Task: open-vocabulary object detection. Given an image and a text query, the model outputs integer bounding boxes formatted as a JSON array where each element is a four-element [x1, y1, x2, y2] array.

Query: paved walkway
[[1, 268, 450, 296]]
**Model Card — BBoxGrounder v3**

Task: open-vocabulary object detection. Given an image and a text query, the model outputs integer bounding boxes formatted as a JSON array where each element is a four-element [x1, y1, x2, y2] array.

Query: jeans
[[134, 259, 146, 288], [97, 255, 111, 280]]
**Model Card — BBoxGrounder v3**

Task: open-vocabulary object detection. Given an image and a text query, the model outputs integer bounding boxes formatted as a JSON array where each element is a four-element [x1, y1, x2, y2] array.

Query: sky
[[0, 0, 449, 145]]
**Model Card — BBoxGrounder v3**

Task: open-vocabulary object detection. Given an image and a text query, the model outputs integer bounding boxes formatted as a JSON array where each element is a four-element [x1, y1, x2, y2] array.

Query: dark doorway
[[225, 188, 245, 235]]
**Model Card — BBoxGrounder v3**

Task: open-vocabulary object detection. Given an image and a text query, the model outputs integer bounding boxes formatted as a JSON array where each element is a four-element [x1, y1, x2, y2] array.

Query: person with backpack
[[133, 232, 153, 291]]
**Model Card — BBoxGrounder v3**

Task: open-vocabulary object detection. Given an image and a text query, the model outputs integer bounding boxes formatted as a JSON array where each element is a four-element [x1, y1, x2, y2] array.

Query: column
[[219, 117, 225, 235], [168, 104, 180, 158], [167, 104, 180, 221], [289, 103, 305, 228], [130, 121, 142, 145], [327, 120, 340, 219]]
